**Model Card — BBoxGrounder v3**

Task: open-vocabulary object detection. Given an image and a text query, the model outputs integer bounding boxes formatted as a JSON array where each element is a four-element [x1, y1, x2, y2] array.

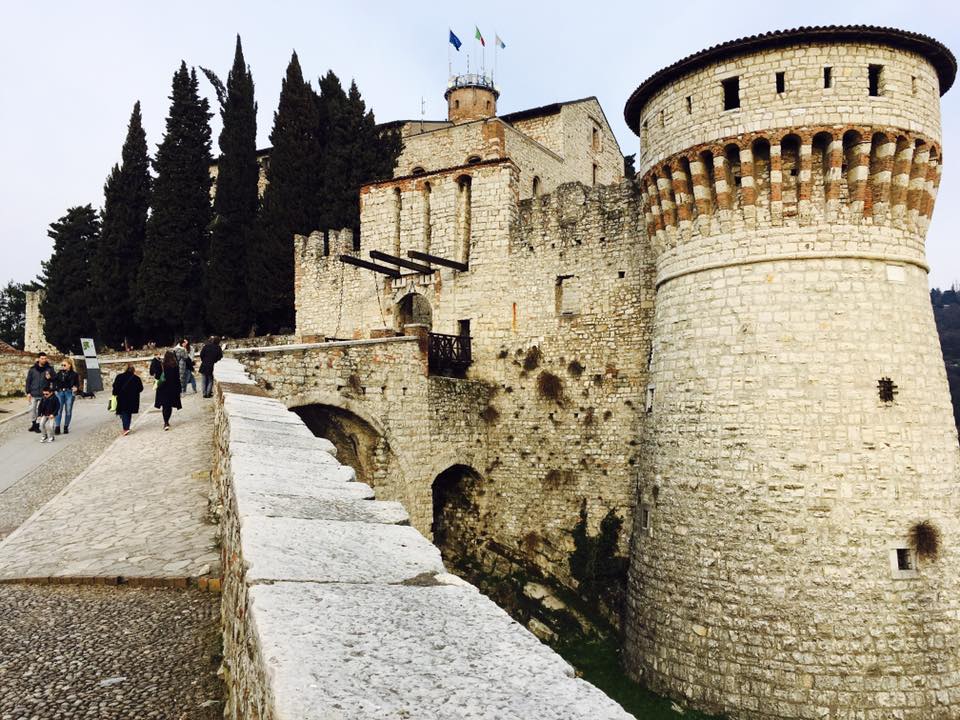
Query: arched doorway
[[395, 292, 432, 331], [292, 404, 383, 487], [431, 464, 483, 567]]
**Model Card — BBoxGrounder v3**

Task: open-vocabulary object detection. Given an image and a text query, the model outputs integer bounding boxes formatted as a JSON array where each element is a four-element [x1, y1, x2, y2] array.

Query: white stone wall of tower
[[625, 37, 960, 718], [637, 43, 942, 170]]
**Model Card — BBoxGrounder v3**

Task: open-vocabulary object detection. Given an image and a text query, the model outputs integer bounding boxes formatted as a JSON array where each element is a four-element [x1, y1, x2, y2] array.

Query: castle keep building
[[235, 25, 960, 720], [623, 26, 959, 718]]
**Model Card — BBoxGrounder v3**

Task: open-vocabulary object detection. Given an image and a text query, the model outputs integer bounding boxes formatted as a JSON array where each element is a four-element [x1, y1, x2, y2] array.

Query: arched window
[[466, 155, 481, 165], [411, 166, 426, 176], [532, 176, 541, 198]]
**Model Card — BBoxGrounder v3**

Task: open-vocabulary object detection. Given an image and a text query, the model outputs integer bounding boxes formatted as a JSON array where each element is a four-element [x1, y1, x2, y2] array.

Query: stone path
[[0, 584, 222, 720], [0, 392, 219, 583]]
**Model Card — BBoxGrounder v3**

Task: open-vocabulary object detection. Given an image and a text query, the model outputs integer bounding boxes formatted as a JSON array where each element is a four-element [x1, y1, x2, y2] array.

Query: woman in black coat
[[112, 365, 144, 436], [154, 350, 182, 431]]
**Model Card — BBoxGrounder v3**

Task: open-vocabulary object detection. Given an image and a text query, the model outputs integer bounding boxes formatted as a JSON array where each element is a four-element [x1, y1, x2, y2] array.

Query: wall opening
[[700, 149, 717, 214], [679, 157, 695, 220], [411, 166, 425, 176], [456, 175, 472, 265], [592, 163, 598, 186], [869, 64, 884, 96], [556, 275, 581, 316], [395, 292, 433, 331], [775, 71, 785, 94], [431, 464, 484, 568], [823, 66, 832, 89], [724, 144, 742, 209], [781, 134, 801, 218], [532, 175, 541, 197], [422, 181, 432, 252], [467, 155, 482, 165], [842, 130, 863, 205], [722, 77, 740, 110], [811, 132, 833, 212], [685, 95, 692, 114], [293, 404, 383, 488], [393, 187, 402, 255], [752, 138, 771, 219], [592, 125, 600, 152]]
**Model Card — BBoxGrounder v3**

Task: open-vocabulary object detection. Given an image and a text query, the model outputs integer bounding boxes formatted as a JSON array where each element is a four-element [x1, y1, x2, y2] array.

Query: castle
[[212, 25, 960, 719]]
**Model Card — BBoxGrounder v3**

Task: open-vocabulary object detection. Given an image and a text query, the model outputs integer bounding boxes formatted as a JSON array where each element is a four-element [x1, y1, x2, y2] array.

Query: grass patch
[[553, 634, 724, 720]]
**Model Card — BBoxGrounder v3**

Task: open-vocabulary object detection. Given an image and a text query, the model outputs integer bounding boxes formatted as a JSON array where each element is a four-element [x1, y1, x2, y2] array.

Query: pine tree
[[252, 52, 322, 333], [206, 35, 258, 337], [40, 206, 100, 353], [92, 102, 151, 348], [137, 63, 212, 343]]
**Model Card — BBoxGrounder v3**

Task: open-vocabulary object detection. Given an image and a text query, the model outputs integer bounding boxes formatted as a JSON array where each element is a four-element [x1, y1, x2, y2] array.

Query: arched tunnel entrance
[[431, 464, 484, 569], [292, 404, 383, 487]]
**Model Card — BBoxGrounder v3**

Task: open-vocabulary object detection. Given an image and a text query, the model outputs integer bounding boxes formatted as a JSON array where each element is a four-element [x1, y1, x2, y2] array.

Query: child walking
[[38, 386, 61, 443]]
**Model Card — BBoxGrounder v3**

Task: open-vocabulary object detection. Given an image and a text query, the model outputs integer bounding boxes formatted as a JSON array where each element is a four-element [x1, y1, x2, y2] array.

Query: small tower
[[445, 73, 499, 123], [622, 26, 959, 718]]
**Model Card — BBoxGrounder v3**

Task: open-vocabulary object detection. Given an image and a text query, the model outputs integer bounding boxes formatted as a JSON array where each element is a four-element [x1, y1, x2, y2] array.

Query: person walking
[[112, 364, 144, 436], [154, 350, 182, 431], [149, 352, 163, 381], [173, 339, 190, 394], [52, 357, 80, 435], [182, 341, 198, 394], [199, 336, 223, 398], [37, 386, 60, 443], [25, 352, 55, 433]]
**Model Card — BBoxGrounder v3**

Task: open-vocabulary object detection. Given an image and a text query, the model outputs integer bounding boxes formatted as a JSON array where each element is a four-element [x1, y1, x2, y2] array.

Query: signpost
[[80, 337, 103, 393]]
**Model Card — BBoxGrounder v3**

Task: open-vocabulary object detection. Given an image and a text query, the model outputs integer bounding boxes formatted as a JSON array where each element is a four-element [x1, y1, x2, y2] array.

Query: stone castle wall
[[282, 177, 652, 607], [211, 358, 632, 720], [624, 36, 960, 718], [23, 290, 54, 355]]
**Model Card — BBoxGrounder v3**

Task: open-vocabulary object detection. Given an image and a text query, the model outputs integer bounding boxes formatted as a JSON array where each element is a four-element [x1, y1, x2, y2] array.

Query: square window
[[890, 546, 918, 579], [722, 77, 740, 110], [878, 377, 898, 403]]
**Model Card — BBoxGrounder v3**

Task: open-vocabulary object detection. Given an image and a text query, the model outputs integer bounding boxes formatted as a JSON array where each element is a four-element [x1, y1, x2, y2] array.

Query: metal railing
[[428, 333, 472, 374]]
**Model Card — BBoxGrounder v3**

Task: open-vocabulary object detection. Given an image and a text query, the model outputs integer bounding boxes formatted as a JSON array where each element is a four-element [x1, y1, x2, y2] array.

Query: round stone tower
[[445, 73, 499, 123], [622, 26, 959, 718]]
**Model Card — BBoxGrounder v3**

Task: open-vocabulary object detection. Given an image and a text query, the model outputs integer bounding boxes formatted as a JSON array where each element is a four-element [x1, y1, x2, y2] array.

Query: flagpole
[[493, 31, 498, 82]]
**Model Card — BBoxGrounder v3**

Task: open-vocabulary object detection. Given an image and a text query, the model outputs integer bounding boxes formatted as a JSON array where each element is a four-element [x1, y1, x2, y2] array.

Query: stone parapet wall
[[211, 357, 632, 720], [0, 355, 33, 397]]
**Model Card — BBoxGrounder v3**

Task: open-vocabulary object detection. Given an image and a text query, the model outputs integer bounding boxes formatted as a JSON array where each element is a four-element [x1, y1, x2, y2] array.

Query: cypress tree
[[92, 102, 151, 348], [0, 281, 28, 349], [206, 35, 258, 337], [252, 52, 322, 333], [137, 63, 212, 343], [40, 206, 100, 353]]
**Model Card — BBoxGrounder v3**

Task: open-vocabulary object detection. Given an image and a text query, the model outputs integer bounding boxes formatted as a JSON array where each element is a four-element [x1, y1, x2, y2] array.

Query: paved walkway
[[0, 392, 219, 583], [0, 395, 115, 495]]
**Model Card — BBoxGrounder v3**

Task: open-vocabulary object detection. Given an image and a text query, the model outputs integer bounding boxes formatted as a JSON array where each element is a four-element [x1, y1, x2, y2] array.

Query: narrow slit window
[[592, 163, 598, 186], [823, 66, 832, 89], [912, 76, 918, 96], [645, 385, 655, 413], [869, 64, 884, 97], [776, 71, 785, 94], [722, 77, 740, 110], [686, 95, 692, 114], [659, 110, 665, 127]]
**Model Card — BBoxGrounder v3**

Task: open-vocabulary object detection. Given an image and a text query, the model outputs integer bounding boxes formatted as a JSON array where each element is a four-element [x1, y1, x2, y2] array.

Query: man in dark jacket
[[198, 337, 224, 398], [25, 352, 55, 433]]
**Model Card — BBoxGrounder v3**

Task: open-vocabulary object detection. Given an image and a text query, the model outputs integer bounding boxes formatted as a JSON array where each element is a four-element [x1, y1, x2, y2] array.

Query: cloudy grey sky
[[2, 0, 958, 288]]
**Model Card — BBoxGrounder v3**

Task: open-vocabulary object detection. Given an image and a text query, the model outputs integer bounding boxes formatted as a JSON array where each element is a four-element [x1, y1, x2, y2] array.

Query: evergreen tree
[[92, 102, 151, 348], [137, 63, 212, 343], [206, 35, 258, 337], [40, 206, 100, 353], [0, 281, 28, 349], [252, 52, 322, 332]]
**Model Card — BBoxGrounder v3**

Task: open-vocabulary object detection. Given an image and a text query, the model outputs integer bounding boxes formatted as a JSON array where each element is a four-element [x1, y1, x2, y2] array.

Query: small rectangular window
[[645, 385, 655, 413], [722, 77, 740, 110], [823, 66, 832, 88], [640, 505, 652, 534], [557, 276, 580, 316], [890, 547, 918, 579], [775, 71, 785, 94], [591, 125, 600, 152], [912, 76, 918, 96], [686, 95, 692, 114], [659, 110, 665, 127], [869, 64, 884, 97], [592, 164, 598, 186]]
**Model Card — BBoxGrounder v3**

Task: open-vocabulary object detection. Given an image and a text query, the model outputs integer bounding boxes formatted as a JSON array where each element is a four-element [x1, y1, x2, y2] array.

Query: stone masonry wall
[[211, 357, 633, 720], [289, 177, 652, 611], [624, 34, 960, 719], [23, 290, 54, 354]]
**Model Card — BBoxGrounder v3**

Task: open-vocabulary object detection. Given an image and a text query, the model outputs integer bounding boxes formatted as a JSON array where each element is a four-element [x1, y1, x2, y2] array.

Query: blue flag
[[449, 29, 462, 51]]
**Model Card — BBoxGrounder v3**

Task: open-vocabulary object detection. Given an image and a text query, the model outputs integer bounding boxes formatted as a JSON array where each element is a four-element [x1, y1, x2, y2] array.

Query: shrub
[[537, 371, 564, 404], [567, 360, 585, 377], [910, 520, 942, 561], [480, 405, 501, 423], [523, 346, 542, 371]]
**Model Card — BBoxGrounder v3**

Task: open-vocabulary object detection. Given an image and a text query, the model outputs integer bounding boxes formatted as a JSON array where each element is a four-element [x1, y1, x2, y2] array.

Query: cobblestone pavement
[[0, 393, 219, 582], [0, 584, 223, 719], [0, 417, 120, 542]]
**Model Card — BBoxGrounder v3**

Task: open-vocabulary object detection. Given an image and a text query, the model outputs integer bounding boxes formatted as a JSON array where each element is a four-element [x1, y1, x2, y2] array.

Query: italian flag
[[475, 26, 485, 46]]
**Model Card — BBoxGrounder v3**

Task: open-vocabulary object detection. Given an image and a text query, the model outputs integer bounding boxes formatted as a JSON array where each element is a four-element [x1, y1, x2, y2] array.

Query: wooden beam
[[407, 250, 469, 272], [369, 250, 435, 275], [338, 255, 401, 277]]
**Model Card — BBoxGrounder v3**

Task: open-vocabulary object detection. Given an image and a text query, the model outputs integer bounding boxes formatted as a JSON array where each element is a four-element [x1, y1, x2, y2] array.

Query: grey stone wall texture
[[622, 26, 960, 719], [239, 26, 958, 720]]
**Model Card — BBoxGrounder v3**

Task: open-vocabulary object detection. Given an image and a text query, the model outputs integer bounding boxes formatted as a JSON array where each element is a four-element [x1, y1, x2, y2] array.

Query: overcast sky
[[2, 0, 958, 288]]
